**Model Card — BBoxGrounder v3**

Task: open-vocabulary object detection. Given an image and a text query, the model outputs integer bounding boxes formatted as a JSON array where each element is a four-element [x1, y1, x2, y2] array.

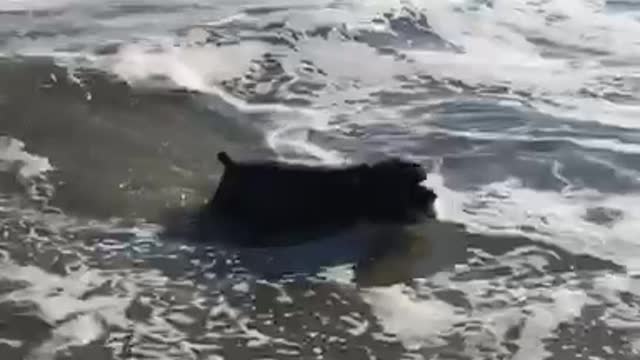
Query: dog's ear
[[217, 152, 234, 167]]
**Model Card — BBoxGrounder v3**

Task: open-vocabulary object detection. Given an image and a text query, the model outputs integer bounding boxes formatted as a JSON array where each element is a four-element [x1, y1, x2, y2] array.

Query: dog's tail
[[217, 151, 234, 167]]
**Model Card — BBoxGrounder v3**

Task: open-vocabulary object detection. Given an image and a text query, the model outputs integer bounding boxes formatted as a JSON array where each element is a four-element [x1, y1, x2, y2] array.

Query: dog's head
[[413, 185, 438, 218], [359, 158, 436, 221]]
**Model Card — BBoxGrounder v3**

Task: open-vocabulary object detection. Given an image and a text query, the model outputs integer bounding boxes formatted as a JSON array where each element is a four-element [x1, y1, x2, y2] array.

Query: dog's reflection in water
[[353, 221, 468, 287], [210, 220, 468, 287]]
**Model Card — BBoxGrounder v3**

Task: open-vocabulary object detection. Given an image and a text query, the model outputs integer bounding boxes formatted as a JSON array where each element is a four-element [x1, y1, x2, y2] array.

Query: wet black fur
[[196, 152, 437, 246]]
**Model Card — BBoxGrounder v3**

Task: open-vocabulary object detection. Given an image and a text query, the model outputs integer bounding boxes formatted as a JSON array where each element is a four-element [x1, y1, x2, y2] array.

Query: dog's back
[[206, 152, 437, 238]]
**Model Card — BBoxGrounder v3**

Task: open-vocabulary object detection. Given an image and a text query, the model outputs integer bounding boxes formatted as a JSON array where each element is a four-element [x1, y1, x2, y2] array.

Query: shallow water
[[2, 0, 640, 359]]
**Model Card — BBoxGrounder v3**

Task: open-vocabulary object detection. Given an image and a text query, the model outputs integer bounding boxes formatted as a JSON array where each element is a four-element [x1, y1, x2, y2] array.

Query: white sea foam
[[108, 41, 263, 95], [362, 284, 462, 350], [425, 169, 640, 271], [0, 136, 52, 179], [26, 314, 105, 360], [401, 0, 640, 128]]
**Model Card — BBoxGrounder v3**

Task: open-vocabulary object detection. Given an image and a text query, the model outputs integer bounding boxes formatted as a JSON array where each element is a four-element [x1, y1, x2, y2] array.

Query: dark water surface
[[2, 1, 640, 359]]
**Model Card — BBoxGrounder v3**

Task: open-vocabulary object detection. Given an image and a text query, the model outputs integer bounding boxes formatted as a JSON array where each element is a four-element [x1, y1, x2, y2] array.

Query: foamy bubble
[[363, 284, 462, 350], [0, 136, 52, 179], [510, 288, 588, 360], [27, 314, 105, 359], [1, 263, 129, 325], [108, 41, 265, 93]]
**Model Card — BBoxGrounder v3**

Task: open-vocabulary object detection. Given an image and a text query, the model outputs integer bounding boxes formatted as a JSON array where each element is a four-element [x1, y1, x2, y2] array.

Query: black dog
[[196, 152, 437, 246]]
